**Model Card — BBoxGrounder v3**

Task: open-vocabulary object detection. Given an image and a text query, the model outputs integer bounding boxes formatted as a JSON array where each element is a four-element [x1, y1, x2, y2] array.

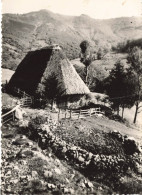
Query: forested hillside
[[2, 10, 142, 70]]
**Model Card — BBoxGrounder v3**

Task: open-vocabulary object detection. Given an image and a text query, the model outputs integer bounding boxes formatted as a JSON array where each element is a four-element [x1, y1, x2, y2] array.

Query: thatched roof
[[8, 47, 90, 97]]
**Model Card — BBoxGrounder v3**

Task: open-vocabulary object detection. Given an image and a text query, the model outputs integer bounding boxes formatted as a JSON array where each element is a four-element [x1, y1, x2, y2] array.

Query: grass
[[53, 118, 124, 155], [2, 93, 142, 194], [1, 121, 112, 195]]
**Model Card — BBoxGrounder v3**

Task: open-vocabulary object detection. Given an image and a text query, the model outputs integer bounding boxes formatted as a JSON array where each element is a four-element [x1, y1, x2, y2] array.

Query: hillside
[[2, 9, 142, 70], [71, 52, 128, 81], [1, 105, 142, 194], [2, 68, 15, 83]]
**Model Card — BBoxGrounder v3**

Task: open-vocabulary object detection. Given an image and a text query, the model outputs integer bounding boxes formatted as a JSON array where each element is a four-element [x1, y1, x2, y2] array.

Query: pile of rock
[[110, 130, 142, 155], [26, 121, 137, 173]]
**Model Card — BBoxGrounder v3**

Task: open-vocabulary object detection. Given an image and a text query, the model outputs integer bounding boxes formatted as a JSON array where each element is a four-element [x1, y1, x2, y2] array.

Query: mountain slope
[[2, 10, 142, 70]]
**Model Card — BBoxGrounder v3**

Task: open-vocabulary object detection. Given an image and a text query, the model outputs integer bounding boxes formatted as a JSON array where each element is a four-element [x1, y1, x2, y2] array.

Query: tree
[[97, 47, 109, 60], [127, 46, 142, 123], [105, 61, 135, 117], [80, 40, 93, 85], [36, 74, 62, 109]]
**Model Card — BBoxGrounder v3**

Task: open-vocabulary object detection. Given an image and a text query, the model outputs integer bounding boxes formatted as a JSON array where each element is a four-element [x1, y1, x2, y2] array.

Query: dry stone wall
[[22, 118, 142, 175]]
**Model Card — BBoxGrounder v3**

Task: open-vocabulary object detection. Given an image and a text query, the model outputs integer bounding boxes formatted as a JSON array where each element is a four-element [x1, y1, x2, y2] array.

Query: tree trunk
[[133, 101, 139, 123], [85, 66, 88, 86], [51, 99, 54, 110], [117, 106, 119, 115], [122, 105, 124, 119]]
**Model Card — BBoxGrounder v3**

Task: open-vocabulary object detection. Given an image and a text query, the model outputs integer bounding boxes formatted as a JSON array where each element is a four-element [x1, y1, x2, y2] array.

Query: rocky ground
[[1, 108, 142, 194], [1, 121, 111, 194]]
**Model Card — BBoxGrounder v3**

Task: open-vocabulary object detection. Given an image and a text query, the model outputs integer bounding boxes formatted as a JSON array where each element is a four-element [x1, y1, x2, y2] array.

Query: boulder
[[44, 170, 53, 178], [69, 188, 75, 194], [47, 183, 56, 190], [86, 152, 93, 161], [63, 187, 69, 193], [17, 149, 34, 158], [78, 156, 85, 163], [12, 138, 28, 145], [86, 181, 93, 188], [32, 171, 38, 178], [124, 137, 141, 155], [80, 182, 86, 188], [54, 168, 61, 175]]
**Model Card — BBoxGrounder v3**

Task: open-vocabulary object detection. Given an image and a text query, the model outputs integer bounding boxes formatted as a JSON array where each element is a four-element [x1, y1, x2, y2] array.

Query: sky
[[2, 0, 142, 19]]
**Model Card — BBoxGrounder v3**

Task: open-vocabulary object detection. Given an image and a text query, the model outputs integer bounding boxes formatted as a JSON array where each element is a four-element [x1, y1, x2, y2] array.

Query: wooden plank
[[2, 107, 16, 117], [79, 116, 87, 119], [71, 116, 79, 119], [2, 117, 13, 124], [72, 113, 79, 116], [71, 111, 80, 114], [80, 111, 89, 114], [3, 114, 13, 119]]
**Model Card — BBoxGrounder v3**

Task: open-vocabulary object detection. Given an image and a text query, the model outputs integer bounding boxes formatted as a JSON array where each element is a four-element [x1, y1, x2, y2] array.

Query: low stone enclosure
[[19, 116, 142, 179]]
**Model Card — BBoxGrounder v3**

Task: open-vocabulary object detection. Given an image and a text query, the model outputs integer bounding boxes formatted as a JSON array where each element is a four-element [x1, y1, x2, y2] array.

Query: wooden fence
[[20, 96, 33, 107], [13, 87, 33, 107], [13, 87, 31, 98], [58, 107, 104, 120], [2, 107, 16, 125]]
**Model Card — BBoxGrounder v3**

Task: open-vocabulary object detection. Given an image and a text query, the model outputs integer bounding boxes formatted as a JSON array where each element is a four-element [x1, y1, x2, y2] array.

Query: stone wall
[[22, 118, 142, 175]]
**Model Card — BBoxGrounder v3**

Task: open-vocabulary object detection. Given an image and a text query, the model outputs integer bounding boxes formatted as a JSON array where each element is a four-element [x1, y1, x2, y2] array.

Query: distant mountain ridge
[[2, 9, 142, 70]]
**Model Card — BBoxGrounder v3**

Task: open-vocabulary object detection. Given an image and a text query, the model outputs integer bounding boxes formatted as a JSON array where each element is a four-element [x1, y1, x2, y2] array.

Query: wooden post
[[70, 109, 72, 119], [65, 109, 67, 119], [12, 111, 15, 121], [78, 109, 81, 119], [94, 108, 96, 115], [89, 108, 91, 117], [32, 96, 34, 106], [58, 108, 60, 121]]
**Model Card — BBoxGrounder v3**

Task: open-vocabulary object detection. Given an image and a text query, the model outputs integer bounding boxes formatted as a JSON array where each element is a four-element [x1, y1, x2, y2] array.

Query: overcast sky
[[2, 0, 142, 19]]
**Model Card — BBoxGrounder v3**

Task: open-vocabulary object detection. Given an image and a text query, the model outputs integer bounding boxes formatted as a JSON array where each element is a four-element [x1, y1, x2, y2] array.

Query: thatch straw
[[8, 47, 90, 97]]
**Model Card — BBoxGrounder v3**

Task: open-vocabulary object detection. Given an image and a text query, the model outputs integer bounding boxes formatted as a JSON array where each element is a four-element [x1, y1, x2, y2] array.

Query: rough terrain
[[1, 106, 142, 194]]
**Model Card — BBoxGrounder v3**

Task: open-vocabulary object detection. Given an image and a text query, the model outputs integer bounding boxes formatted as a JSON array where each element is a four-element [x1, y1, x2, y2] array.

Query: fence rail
[[58, 107, 104, 120], [20, 97, 33, 107], [12, 87, 33, 107], [13, 87, 31, 98], [2, 107, 16, 125]]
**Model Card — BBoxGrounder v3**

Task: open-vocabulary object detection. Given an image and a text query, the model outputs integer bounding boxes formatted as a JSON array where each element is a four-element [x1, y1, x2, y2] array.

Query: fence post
[[12, 111, 15, 121], [58, 108, 60, 121], [70, 109, 72, 118], [32, 96, 34, 106], [65, 109, 67, 119], [89, 108, 91, 117], [78, 109, 81, 119]]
